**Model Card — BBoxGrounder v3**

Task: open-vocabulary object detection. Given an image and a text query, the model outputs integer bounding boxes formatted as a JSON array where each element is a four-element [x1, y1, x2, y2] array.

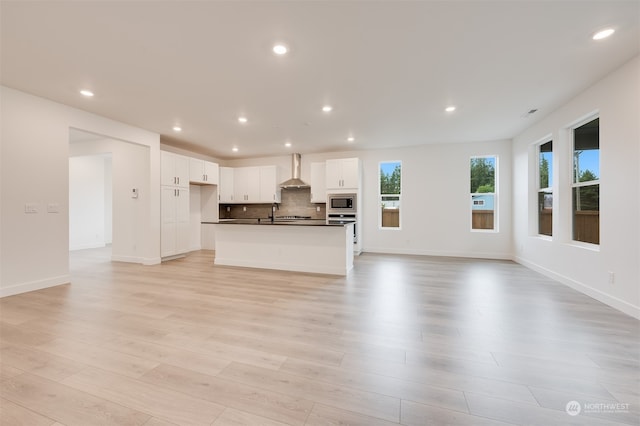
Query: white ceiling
[[2, 1, 639, 159]]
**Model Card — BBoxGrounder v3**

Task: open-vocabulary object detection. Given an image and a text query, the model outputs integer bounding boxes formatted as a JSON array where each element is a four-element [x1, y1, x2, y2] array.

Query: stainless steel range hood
[[280, 153, 310, 189]]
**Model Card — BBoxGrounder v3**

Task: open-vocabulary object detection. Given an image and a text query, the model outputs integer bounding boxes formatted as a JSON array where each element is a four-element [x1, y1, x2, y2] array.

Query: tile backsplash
[[219, 188, 326, 219]]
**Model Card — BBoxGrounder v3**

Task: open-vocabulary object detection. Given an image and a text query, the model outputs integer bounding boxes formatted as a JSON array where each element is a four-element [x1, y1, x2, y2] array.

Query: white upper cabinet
[[259, 165, 281, 203], [325, 158, 360, 190], [219, 165, 281, 204], [219, 167, 234, 203], [161, 151, 190, 188], [234, 166, 260, 202], [310, 162, 326, 203], [189, 158, 219, 185]]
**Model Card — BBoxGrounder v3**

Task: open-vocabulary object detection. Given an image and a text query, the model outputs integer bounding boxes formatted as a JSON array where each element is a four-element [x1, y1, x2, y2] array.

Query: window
[[572, 117, 599, 244], [538, 140, 553, 236], [470, 156, 497, 230], [379, 161, 401, 228]]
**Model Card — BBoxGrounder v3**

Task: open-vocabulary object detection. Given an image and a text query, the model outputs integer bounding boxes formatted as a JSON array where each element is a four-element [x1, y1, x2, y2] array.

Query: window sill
[[566, 240, 600, 252]]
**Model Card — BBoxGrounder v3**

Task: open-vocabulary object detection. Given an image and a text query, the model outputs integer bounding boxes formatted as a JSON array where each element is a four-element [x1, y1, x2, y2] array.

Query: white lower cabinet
[[161, 186, 190, 257]]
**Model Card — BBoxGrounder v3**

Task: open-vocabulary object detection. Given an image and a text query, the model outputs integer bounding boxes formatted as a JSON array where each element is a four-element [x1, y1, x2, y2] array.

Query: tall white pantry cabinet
[[161, 151, 190, 257]]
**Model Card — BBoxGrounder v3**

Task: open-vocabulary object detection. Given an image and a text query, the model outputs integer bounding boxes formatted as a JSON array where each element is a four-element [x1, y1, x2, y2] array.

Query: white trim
[[0, 275, 70, 298], [564, 241, 600, 252], [515, 256, 639, 319], [566, 109, 600, 130], [363, 246, 512, 260], [111, 255, 145, 263], [469, 155, 498, 232], [70, 242, 107, 251], [378, 160, 402, 230]]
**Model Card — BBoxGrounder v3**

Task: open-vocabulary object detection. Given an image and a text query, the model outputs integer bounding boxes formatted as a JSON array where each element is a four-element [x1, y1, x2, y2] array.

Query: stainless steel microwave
[[327, 193, 357, 214]]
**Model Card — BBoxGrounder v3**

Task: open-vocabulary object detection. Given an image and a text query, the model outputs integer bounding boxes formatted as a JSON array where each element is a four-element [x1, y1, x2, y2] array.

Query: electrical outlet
[[47, 203, 60, 213], [226, 206, 230, 212], [24, 203, 38, 213], [316, 206, 321, 212], [608, 271, 615, 285], [243, 206, 246, 212]]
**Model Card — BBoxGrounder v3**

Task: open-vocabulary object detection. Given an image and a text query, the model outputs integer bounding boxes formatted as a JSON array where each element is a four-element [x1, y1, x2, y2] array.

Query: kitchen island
[[211, 219, 355, 275]]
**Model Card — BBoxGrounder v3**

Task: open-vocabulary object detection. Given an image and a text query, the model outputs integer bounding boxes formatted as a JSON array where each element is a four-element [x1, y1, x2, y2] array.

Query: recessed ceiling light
[[238, 116, 248, 124], [232, 147, 239, 152], [172, 126, 182, 132], [285, 142, 292, 147], [347, 136, 355, 142], [445, 106, 456, 112], [593, 28, 615, 40], [322, 105, 333, 113], [273, 44, 288, 55], [80, 90, 94, 97]]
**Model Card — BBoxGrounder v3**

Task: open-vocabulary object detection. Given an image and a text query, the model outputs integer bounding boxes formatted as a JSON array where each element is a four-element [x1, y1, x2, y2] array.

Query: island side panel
[[214, 224, 354, 275]]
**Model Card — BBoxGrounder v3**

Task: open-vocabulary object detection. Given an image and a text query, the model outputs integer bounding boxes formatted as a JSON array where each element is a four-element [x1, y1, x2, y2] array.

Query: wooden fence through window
[[472, 210, 494, 230], [381, 208, 400, 228]]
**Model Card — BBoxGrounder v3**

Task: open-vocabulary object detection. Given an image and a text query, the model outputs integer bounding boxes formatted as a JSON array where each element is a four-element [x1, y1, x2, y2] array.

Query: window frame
[[470, 155, 498, 233], [570, 115, 600, 246], [378, 160, 402, 230], [537, 140, 553, 238]]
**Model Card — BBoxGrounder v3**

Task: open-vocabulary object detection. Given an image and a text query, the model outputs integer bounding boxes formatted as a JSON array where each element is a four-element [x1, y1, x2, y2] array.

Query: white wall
[[0, 86, 161, 297], [69, 155, 107, 250], [226, 139, 513, 260], [512, 56, 640, 318]]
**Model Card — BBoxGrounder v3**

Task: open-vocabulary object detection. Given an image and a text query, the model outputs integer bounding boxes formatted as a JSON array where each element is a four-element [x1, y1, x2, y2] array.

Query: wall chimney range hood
[[280, 153, 310, 189]]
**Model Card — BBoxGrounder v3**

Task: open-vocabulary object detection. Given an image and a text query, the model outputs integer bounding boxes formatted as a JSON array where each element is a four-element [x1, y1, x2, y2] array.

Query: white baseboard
[[69, 242, 106, 251], [515, 256, 640, 319], [0, 275, 70, 298], [363, 246, 512, 260], [111, 254, 144, 263]]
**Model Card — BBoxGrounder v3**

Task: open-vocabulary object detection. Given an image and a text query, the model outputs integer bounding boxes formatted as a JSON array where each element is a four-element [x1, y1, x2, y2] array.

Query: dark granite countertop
[[202, 219, 354, 226]]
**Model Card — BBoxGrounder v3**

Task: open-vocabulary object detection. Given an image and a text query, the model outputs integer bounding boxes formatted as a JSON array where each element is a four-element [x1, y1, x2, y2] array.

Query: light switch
[[47, 203, 60, 213], [24, 203, 39, 213]]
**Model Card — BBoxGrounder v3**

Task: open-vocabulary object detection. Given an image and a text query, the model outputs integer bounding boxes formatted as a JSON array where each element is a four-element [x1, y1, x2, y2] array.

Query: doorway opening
[[69, 131, 113, 259]]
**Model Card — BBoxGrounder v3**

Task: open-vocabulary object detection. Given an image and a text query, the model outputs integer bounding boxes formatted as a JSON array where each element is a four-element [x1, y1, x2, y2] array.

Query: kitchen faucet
[[268, 203, 279, 222]]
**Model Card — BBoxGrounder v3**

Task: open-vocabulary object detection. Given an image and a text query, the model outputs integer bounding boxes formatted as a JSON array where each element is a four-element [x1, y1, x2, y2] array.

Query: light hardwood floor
[[1, 248, 638, 426]]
